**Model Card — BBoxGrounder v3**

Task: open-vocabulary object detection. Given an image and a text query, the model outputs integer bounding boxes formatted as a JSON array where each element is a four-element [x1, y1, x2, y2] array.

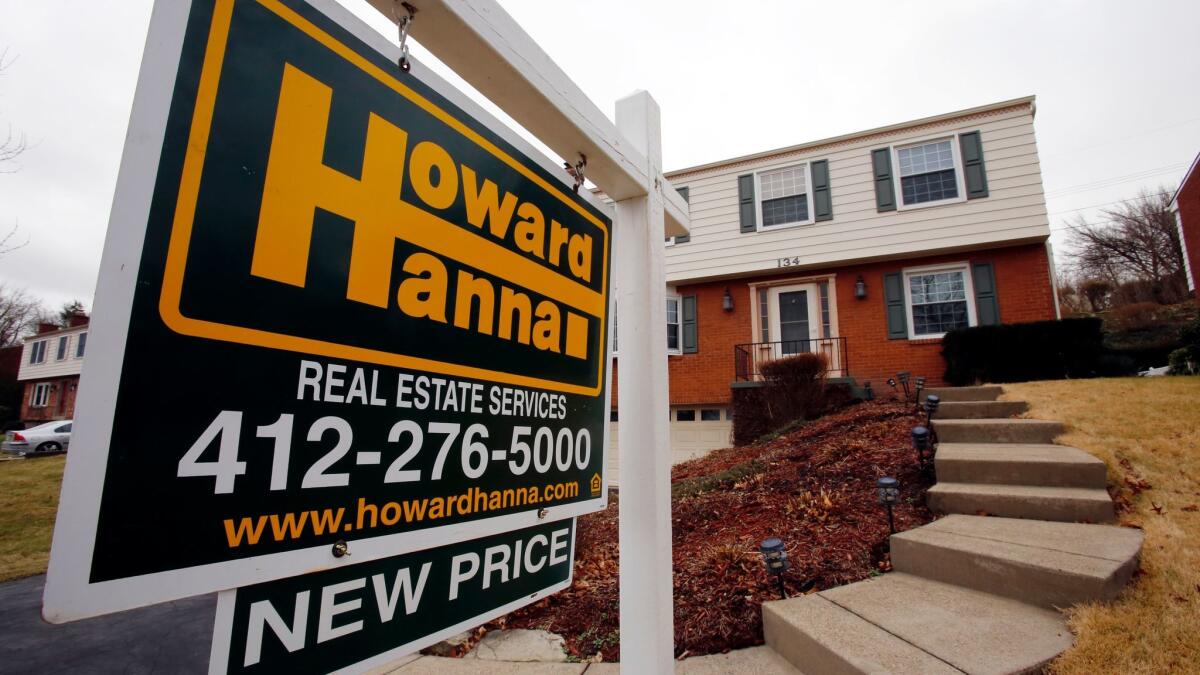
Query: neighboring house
[[17, 314, 90, 424], [1170, 151, 1200, 300], [609, 96, 1057, 465]]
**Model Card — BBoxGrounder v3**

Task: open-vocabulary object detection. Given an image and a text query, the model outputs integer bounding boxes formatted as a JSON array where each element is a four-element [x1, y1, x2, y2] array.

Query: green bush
[[941, 318, 1116, 385], [1170, 318, 1200, 374]]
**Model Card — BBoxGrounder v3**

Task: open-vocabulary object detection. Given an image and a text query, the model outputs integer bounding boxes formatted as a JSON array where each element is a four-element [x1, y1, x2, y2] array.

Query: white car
[[3, 420, 73, 455]]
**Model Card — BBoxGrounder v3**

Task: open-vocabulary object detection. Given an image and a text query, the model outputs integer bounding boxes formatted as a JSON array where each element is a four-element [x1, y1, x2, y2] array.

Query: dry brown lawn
[[0, 454, 64, 582], [1003, 377, 1200, 675]]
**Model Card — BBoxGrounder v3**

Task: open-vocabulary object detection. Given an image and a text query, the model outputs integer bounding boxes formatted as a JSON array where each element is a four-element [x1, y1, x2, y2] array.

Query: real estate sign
[[44, 0, 611, 622], [210, 520, 575, 674]]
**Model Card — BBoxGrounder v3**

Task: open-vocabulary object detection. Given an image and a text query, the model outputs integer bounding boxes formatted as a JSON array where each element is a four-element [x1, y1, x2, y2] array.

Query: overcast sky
[[1, 0, 1198, 312]]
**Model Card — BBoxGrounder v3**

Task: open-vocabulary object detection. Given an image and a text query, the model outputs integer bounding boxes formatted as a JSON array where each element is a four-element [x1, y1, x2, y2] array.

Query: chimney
[[67, 313, 90, 328], [37, 322, 60, 334]]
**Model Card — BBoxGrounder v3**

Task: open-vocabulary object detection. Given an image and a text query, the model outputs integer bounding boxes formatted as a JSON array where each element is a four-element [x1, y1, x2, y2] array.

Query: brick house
[[609, 97, 1058, 463], [1170, 151, 1200, 301], [17, 314, 90, 425]]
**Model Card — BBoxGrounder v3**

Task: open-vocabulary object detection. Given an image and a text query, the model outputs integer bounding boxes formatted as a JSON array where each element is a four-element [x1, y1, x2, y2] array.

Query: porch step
[[763, 573, 1072, 675], [924, 385, 1002, 402], [933, 400, 1028, 419], [934, 419, 1064, 444], [935, 443, 1108, 488], [927, 482, 1115, 523], [891, 515, 1143, 609]]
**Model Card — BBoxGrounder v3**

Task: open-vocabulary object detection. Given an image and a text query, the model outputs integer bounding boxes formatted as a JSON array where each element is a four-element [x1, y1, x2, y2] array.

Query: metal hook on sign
[[393, 1, 417, 72], [564, 153, 587, 194]]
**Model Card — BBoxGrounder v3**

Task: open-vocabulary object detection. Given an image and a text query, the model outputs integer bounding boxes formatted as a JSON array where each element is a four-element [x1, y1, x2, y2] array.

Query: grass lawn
[[1003, 377, 1200, 675], [0, 454, 64, 583]]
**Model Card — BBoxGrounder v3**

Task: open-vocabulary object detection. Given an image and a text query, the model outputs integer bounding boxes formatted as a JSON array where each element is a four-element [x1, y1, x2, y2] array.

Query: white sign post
[[615, 91, 675, 673], [370, 3, 686, 672]]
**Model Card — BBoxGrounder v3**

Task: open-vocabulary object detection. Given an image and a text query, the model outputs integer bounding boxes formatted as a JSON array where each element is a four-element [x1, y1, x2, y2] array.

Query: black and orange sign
[[44, 0, 611, 621]]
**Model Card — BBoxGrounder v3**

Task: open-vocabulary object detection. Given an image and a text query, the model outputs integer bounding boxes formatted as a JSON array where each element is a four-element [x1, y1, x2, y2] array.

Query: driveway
[[0, 575, 213, 674]]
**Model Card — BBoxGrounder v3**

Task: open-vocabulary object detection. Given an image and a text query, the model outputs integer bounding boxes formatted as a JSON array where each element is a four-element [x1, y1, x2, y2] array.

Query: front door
[[768, 284, 821, 355]]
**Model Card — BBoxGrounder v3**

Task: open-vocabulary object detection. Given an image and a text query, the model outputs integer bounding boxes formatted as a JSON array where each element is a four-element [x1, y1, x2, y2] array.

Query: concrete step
[[927, 482, 1116, 523], [935, 443, 1108, 488], [933, 400, 1028, 419], [924, 385, 1003, 402], [934, 419, 1065, 444], [764, 573, 1072, 675], [892, 515, 1143, 610]]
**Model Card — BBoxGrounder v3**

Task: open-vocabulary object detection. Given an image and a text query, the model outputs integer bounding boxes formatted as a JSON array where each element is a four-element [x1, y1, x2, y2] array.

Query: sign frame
[[43, 0, 614, 624]]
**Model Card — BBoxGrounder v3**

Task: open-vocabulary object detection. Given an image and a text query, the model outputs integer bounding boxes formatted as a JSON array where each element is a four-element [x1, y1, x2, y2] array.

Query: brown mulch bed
[[489, 400, 934, 662]]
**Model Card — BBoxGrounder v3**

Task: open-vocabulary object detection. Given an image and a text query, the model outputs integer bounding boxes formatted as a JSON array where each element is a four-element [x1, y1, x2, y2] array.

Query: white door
[[768, 284, 821, 355]]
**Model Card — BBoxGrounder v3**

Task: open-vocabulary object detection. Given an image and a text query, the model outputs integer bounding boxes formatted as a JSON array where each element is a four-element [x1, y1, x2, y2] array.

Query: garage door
[[606, 407, 732, 486]]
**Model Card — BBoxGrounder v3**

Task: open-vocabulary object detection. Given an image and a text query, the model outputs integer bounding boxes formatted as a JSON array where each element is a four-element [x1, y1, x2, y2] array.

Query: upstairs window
[[76, 332, 88, 358], [57, 336, 69, 361], [895, 139, 962, 207], [29, 340, 47, 365], [757, 165, 812, 229]]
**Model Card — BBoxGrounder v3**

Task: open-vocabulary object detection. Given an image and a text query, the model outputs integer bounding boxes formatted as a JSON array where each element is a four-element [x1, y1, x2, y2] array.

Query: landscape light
[[886, 378, 898, 392], [912, 425, 932, 466], [924, 394, 940, 427], [914, 376, 926, 403], [897, 372, 912, 400], [759, 537, 790, 599], [877, 477, 900, 534], [863, 381, 875, 401]]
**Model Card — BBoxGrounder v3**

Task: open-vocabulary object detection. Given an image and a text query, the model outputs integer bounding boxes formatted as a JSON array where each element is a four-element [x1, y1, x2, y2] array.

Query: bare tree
[[1065, 188, 1187, 306], [0, 48, 30, 258], [0, 285, 49, 347]]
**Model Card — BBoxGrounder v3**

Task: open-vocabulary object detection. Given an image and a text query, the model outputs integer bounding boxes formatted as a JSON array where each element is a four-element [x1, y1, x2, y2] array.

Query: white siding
[[18, 327, 88, 381], [664, 102, 1049, 284]]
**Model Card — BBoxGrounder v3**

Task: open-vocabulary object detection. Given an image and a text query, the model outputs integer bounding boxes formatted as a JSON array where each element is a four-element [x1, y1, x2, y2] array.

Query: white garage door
[[606, 407, 732, 486]]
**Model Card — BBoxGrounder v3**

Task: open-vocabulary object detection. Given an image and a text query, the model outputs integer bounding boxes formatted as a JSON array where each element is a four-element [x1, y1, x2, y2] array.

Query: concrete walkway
[[0, 575, 795, 674]]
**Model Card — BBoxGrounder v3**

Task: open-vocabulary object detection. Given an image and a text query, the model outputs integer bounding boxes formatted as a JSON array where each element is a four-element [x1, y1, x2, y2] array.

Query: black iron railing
[[733, 337, 848, 382]]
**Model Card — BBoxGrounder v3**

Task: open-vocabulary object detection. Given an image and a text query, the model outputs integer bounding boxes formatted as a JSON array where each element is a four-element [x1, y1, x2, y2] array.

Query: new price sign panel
[[210, 520, 574, 674], [44, 0, 611, 621]]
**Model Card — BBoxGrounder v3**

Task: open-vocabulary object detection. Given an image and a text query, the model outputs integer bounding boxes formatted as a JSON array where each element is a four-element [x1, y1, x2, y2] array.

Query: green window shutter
[[674, 186, 690, 243], [972, 262, 1000, 325], [871, 148, 896, 212], [738, 174, 756, 233], [959, 131, 989, 199], [681, 295, 698, 353], [883, 272, 908, 339], [811, 160, 832, 221]]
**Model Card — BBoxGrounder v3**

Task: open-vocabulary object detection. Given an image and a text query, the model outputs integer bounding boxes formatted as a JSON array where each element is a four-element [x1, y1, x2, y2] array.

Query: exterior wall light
[[877, 476, 900, 534], [912, 425, 933, 466], [924, 394, 940, 427], [854, 275, 867, 299], [759, 537, 789, 599], [722, 287, 734, 312]]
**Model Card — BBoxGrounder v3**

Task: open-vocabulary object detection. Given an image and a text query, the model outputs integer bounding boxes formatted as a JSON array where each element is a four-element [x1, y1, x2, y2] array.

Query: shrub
[[759, 352, 828, 423], [1105, 302, 1167, 332], [1167, 348, 1196, 375], [942, 318, 1109, 385], [731, 353, 829, 445], [1181, 317, 1200, 363]]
